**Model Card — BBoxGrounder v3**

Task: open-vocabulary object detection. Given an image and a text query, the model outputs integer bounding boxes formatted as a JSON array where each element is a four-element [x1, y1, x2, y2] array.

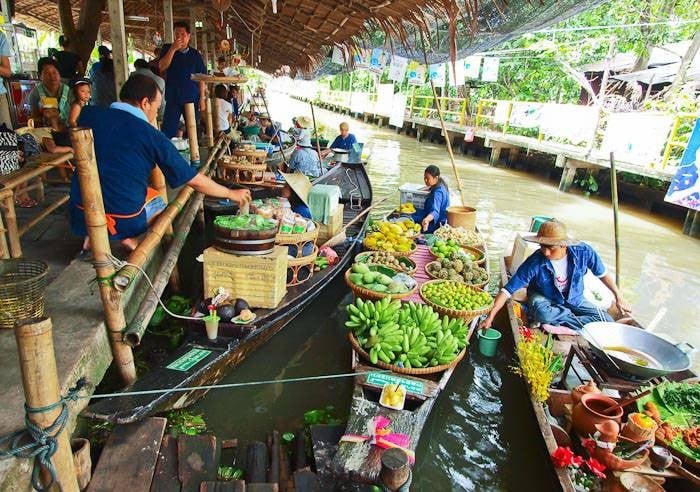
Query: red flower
[[581, 438, 596, 455], [519, 326, 534, 342], [571, 454, 583, 467], [584, 458, 606, 479], [551, 446, 575, 468]]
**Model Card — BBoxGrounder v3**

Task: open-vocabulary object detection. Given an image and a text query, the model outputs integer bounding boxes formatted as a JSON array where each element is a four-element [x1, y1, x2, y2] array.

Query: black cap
[[97, 45, 111, 56]]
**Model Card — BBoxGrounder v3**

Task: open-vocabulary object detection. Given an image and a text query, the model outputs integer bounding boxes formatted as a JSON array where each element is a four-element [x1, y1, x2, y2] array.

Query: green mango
[[363, 272, 378, 284], [371, 284, 388, 292], [349, 273, 364, 285], [376, 274, 393, 286], [353, 262, 370, 274]]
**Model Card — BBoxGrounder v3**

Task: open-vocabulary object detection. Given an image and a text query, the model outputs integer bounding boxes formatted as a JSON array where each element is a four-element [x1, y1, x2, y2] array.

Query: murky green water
[[192, 92, 699, 490]]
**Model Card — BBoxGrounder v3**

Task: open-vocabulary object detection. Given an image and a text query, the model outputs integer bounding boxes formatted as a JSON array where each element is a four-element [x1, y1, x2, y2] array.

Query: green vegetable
[[349, 273, 364, 285], [657, 382, 700, 416], [214, 214, 276, 231], [282, 432, 295, 443], [376, 273, 393, 286], [352, 262, 370, 274], [363, 272, 378, 284]]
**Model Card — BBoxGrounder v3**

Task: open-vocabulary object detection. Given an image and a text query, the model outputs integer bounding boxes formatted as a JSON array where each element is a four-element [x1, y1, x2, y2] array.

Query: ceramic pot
[[649, 445, 673, 471], [571, 393, 623, 437], [71, 438, 91, 491], [593, 447, 649, 471], [571, 380, 601, 405]]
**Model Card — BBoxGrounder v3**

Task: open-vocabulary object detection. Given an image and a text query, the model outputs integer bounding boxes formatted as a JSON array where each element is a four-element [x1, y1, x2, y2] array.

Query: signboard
[[376, 84, 394, 117], [389, 93, 407, 128], [351, 92, 370, 113], [481, 57, 500, 82], [366, 372, 425, 395], [665, 118, 700, 211], [508, 102, 542, 129], [429, 63, 446, 87], [601, 112, 673, 166], [388, 55, 408, 82], [369, 48, 388, 73], [539, 104, 598, 145], [331, 46, 347, 65], [464, 56, 482, 79], [166, 348, 212, 372], [353, 48, 371, 68], [407, 61, 426, 85], [448, 59, 466, 86]]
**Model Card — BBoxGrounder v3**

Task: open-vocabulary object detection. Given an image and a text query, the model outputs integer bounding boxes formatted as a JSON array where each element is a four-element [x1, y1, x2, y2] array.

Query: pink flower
[[571, 454, 583, 467], [551, 446, 575, 468], [581, 438, 596, 455], [584, 458, 606, 479]]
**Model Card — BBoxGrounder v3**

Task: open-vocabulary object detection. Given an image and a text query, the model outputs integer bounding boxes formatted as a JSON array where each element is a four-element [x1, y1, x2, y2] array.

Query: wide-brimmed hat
[[523, 219, 580, 247], [281, 172, 311, 206], [296, 115, 312, 128]]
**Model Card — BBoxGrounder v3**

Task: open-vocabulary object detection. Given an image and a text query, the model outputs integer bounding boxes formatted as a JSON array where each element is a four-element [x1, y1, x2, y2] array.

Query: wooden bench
[[0, 152, 74, 257]]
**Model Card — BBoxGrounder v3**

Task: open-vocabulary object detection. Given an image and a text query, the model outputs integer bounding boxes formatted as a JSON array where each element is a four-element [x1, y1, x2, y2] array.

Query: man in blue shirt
[[70, 74, 250, 254], [481, 220, 631, 331], [158, 21, 207, 138], [321, 121, 357, 158]]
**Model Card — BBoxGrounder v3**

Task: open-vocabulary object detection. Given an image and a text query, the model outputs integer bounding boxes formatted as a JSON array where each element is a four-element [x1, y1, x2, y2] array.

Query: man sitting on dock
[[481, 219, 631, 331], [70, 74, 251, 255]]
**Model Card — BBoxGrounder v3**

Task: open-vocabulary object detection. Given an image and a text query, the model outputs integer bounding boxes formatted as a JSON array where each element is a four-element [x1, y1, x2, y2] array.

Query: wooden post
[[309, 102, 323, 175], [69, 128, 136, 384], [163, 0, 174, 44], [205, 96, 214, 147], [609, 152, 621, 287], [107, 0, 129, 97], [245, 441, 268, 483], [380, 448, 410, 491], [14, 318, 79, 492], [190, 9, 197, 49], [202, 32, 210, 72], [1, 0, 12, 22], [184, 102, 200, 166]]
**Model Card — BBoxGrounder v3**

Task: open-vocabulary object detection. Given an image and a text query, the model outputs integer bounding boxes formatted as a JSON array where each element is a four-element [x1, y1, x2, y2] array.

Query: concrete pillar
[[683, 210, 699, 238], [107, 0, 128, 96], [163, 0, 174, 43], [489, 146, 501, 167], [558, 160, 577, 192]]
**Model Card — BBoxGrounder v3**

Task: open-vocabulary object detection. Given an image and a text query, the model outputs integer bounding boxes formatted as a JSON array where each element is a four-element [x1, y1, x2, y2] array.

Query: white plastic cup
[[204, 314, 220, 340]]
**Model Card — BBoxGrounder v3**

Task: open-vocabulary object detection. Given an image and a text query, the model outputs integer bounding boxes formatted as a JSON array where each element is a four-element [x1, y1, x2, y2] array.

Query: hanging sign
[[331, 46, 347, 65], [369, 48, 388, 73], [429, 63, 446, 87], [376, 84, 395, 117], [388, 55, 408, 82], [464, 56, 482, 79], [389, 93, 407, 128], [448, 59, 466, 86], [481, 57, 500, 82], [407, 61, 426, 85], [353, 48, 371, 69], [665, 119, 700, 211]]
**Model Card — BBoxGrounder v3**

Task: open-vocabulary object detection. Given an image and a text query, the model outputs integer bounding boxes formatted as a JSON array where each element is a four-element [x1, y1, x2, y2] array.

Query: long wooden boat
[[265, 138, 296, 170], [497, 252, 698, 491], [83, 162, 373, 423]]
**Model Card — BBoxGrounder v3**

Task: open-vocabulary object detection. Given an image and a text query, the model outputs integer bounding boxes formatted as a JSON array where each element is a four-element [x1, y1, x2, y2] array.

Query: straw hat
[[523, 219, 580, 247], [281, 172, 311, 205], [296, 115, 312, 128]]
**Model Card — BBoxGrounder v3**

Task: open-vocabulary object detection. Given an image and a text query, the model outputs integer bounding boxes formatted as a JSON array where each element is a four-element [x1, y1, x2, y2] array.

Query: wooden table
[[0, 152, 74, 258]]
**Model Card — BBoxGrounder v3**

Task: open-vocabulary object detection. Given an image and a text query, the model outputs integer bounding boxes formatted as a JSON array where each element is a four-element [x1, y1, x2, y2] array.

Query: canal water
[[192, 91, 700, 490]]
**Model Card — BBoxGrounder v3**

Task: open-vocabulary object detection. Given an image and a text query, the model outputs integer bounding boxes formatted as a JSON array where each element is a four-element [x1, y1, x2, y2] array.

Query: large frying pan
[[582, 322, 694, 380]]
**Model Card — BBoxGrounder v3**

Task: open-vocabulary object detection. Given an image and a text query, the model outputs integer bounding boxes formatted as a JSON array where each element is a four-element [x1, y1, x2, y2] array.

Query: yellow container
[[446, 206, 477, 231], [203, 246, 288, 308]]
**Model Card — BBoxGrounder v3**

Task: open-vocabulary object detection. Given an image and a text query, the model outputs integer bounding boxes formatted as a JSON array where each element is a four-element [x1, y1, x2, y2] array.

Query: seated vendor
[[480, 219, 631, 331], [321, 122, 357, 158], [285, 133, 321, 178], [28, 57, 71, 126], [70, 74, 251, 256], [290, 115, 312, 143], [280, 172, 312, 219], [411, 165, 449, 233], [259, 115, 279, 144]]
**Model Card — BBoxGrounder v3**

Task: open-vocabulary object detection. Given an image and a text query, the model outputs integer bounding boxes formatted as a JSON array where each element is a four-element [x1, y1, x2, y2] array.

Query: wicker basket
[[287, 246, 319, 286], [354, 252, 416, 275], [276, 223, 319, 258], [348, 332, 466, 375], [218, 155, 267, 184], [620, 416, 658, 443], [419, 280, 494, 322], [428, 245, 485, 265], [344, 269, 416, 301], [424, 261, 490, 289], [0, 259, 49, 329], [362, 241, 416, 258]]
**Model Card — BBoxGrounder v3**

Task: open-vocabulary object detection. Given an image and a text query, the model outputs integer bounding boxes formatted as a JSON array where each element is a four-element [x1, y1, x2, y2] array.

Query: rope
[[0, 378, 88, 492]]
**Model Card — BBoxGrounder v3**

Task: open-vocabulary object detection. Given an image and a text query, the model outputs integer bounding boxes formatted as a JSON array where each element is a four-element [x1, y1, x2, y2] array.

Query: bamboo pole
[[70, 128, 136, 384], [309, 102, 324, 175], [14, 318, 79, 492], [149, 167, 182, 292], [420, 37, 465, 206], [113, 135, 227, 291], [205, 96, 214, 147], [184, 102, 200, 166], [609, 152, 621, 288]]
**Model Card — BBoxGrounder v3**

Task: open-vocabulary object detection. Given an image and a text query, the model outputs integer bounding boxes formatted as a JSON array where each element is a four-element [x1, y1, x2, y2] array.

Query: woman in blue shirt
[[411, 165, 449, 233]]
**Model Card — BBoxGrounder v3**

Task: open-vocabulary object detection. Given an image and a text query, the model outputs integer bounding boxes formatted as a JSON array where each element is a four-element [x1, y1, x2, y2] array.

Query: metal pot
[[332, 148, 350, 163], [582, 322, 694, 380]]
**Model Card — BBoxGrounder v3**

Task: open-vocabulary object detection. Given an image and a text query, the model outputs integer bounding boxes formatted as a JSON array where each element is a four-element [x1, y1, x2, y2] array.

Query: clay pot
[[71, 438, 91, 491], [571, 380, 601, 405], [593, 447, 649, 471], [595, 420, 620, 444], [649, 445, 673, 471], [571, 393, 623, 437]]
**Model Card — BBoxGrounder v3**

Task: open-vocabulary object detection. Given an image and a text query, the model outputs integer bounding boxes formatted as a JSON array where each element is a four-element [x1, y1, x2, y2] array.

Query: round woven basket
[[0, 259, 49, 329], [620, 417, 658, 443], [362, 241, 416, 258], [286, 246, 318, 286], [344, 269, 416, 301], [428, 245, 485, 265], [348, 332, 466, 375], [419, 280, 494, 322], [424, 261, 490, 289], [354, 252, 416, 275], [276, 222, 319, 246]]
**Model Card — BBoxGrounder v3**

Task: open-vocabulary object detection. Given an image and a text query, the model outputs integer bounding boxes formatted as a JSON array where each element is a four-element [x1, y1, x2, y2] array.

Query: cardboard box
[[203, 246, 288, 309], [317, 203, 344, 244], [509, 232, 539, 275]]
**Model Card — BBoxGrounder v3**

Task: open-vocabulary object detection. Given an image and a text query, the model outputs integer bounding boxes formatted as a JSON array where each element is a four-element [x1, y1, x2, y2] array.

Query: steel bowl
[[332, 148, 350, 163], [582, 322, 694, 380]]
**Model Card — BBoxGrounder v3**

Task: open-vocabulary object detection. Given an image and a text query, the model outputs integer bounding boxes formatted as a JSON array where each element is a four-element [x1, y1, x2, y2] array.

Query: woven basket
[[344, 269, 416, 301], [362, 241, 416, 258], [286, 246, 318, 286], [419, 280, 494, 322], [620, 417, 658, 443], [424, 261, 490, 289], [276, 223, 319, 246], [348, 332, 466, 375], [354, 252, 416, 275], [0, 259, 49, 329], [428, 245, 485, 265]]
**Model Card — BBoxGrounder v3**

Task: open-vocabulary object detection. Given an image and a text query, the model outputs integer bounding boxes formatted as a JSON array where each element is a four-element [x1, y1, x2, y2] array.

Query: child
[[214, 84, 233, 134], [67, 78, 91, 127]]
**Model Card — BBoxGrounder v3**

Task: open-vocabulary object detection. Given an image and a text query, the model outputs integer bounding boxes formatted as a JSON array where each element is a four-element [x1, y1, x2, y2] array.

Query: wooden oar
[[310, 102, 324, 176], [321, 197, 389, 248], [603, 387, 654, 415], [609, 152, 621, 288]]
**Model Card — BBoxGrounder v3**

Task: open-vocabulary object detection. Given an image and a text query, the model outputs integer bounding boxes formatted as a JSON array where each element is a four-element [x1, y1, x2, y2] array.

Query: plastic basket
[[0, 259, 49, 329]]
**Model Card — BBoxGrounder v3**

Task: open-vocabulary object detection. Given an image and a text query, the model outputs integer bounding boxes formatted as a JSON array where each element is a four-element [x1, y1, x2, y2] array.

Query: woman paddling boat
[[411, 165, 449, 233]]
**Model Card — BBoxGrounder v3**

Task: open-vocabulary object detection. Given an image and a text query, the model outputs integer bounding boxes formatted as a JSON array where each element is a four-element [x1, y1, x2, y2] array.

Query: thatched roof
[[12, 0, 604, 75]]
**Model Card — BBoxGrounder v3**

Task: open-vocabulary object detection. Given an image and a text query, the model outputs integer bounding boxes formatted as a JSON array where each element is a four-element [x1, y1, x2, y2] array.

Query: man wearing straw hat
[[481, 219, 631, 331], [285, 116, 321, 178]]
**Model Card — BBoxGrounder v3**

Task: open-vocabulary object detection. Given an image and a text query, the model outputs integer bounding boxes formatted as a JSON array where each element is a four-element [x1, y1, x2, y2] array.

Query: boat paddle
[[321, 197, 389, 248], [310, 102, 324, 176]]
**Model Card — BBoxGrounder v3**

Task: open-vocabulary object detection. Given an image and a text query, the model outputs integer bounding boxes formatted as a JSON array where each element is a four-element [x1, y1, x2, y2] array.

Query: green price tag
[[366, 372, 424, 395], [166, 348, 212, 372]]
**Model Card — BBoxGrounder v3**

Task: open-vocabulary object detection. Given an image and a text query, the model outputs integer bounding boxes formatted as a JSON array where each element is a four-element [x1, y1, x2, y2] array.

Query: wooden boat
[[83, 162, 373, 423], [266, 137, 296, 170], [497, 252, 698, 491]]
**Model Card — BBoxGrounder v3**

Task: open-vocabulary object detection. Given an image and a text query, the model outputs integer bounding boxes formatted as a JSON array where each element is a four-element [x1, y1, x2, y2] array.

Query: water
[[192, 92, 700, 490]]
